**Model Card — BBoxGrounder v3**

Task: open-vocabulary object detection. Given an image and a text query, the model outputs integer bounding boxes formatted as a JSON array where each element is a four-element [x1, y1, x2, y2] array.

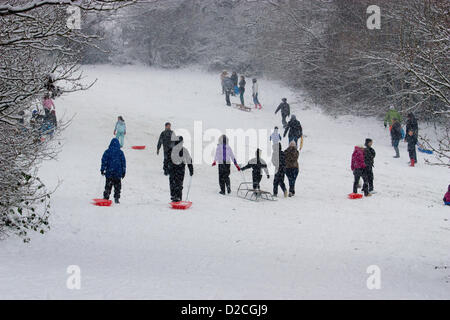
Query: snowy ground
[[0, 65, 449, 299]]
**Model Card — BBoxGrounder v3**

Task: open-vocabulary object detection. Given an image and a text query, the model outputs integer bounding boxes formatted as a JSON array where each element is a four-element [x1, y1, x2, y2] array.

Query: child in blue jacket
[[101, 138, 126, 204]]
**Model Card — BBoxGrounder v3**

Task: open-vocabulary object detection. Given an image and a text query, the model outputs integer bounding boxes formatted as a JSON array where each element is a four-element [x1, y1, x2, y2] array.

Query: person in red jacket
[[351, 146, 370, 197]]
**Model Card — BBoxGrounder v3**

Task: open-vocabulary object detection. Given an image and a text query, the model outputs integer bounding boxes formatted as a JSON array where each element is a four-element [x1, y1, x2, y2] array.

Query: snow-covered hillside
[[0, 65, 448, 299]]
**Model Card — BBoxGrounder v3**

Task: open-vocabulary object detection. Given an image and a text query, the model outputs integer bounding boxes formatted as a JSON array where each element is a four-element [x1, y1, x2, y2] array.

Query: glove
[[235, 164, 241, 171], [101, 171, 105, 176], [212, 161, 216, 166], [384, 123, 387, 128], [267, 174, 270, 179], [190, 171, 193, 176], [157, 149, 159, 155], [122, 173, 125, 179]]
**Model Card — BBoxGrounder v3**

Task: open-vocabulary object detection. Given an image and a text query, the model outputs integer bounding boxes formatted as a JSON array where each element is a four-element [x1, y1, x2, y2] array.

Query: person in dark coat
[[405, 130, 418, 167], [275, 98, 290, 127], [272, 143, 287, 197], [168, 136, 193, 202], [391, 118, 402, 158], [101, 138, 126, 204], [238, 76, 246, 105], [230, 72, 238, 96], [351, 145, 370, 197], [241, 148, 270, 190], [364, 138, 376, 193], [405, 113, 419, 138], [223, 76, 234, 106], [283, 115, 303, 146], [405, 113, 418, 161], [284, 141, 299, 197], [212, 135, 241, 195], [157, 122, 175, 176]]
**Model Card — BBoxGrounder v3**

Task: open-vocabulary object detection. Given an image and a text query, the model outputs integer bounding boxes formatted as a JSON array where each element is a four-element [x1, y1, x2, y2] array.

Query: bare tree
[[0, 0, 139, 241]]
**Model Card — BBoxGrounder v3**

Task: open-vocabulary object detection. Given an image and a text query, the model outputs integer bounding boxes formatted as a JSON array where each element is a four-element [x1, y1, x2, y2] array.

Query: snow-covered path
[[1, 65, 448, 299]]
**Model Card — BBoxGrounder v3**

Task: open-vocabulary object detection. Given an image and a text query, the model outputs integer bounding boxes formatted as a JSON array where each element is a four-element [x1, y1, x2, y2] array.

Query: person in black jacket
[[241, 148, 270, 190], [405, 113, 419, 138], [230, 72, 238, 96], [405, 130, 418, 167], [405, 113, 418, 161], [157, 122, 175, 175], [168, 136, 193, 202], [283, 115, 303, 147], [275, 98, 290, 127], [272, 143, 287, 197], [391, 118, 402, 158], [364, 138, 376, 193], [238, 76, 246, 105]]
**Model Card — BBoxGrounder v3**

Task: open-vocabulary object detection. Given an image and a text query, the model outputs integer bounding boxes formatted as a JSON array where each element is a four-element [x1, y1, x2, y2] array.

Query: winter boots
[[410, 159, 415, 167]]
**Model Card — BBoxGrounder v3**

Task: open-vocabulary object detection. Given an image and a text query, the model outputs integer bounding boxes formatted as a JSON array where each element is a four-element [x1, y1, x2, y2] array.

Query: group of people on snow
[[98, 76, 447, 205], [384, 106, 420, 167], [220, 71, 261, 109]]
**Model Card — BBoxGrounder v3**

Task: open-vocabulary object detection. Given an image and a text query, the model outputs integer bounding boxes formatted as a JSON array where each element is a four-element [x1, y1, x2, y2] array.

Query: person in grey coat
[[223, 76, 234, 106]]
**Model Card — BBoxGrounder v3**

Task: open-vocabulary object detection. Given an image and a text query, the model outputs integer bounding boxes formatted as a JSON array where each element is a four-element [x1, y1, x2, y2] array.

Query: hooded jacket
[[101, 138, 126, 179], [283, 115, 303, 139], [214, 135, 238, 165], [444, 185, 450, 203], [351, 146, 366, 171]]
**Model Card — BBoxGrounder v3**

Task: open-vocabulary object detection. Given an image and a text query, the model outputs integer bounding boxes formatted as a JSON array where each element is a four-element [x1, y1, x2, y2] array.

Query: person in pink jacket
[[212, 135, 241, 195], [351, 146, 370, 197], [42, 94, 55, 118]]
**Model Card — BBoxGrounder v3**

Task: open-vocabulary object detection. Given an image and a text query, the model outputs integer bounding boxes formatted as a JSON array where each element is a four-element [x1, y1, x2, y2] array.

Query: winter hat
[[252, 78, 257, 83], [291, 115, 297, 121], [282, 98, 287, 102], [365, 138, 372, 147], [165, 122, 171, 127], [274, 126, 278, 130]]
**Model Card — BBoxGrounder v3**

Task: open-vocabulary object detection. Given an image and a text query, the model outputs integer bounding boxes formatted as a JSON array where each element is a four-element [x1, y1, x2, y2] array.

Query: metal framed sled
[[237, 182, 276, 202], [232, 103, 252, 112]]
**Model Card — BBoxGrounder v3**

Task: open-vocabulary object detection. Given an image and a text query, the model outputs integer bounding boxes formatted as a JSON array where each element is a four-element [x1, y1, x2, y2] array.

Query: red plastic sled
[[132, 146, 146, 150], [170, 201, 192, 210], [348, 193, 363, 200], [92, 199, 112, 206]]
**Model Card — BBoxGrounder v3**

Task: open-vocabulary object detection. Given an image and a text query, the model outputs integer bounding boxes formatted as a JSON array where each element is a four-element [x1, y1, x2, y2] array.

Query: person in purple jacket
[[212, 135, 241, 195], [444, 185, 450, 205], [351, 145, 370, 197]]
